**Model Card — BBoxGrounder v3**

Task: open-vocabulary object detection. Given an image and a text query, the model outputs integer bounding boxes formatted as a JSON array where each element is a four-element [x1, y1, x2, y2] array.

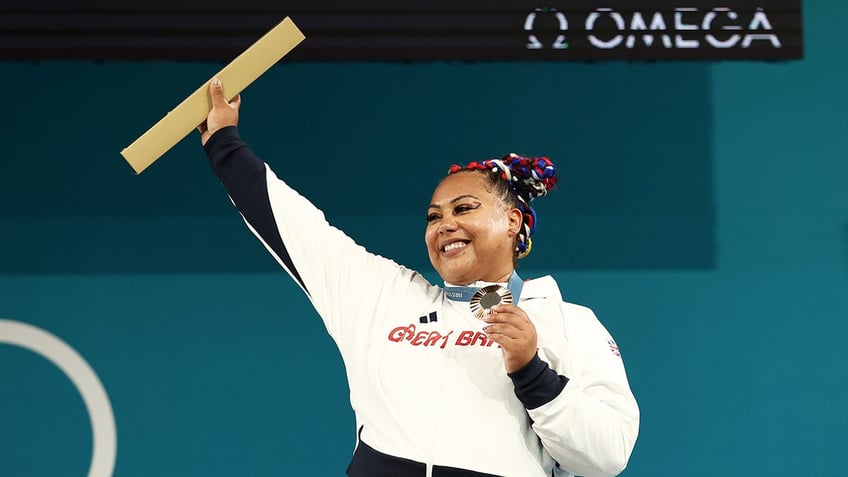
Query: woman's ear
[[508, 207, 523, 234]]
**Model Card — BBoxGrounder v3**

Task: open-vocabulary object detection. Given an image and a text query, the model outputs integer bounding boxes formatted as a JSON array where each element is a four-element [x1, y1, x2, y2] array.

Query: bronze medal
[[469, 285, 513, 320]]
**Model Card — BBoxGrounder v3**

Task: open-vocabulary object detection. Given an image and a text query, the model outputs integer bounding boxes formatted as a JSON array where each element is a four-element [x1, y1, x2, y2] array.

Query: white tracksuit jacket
[[204, 127, 639, 477]]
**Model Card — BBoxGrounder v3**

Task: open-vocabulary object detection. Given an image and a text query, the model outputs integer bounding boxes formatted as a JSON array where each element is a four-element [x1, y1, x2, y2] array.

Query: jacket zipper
[[426, 310, 455, 477]]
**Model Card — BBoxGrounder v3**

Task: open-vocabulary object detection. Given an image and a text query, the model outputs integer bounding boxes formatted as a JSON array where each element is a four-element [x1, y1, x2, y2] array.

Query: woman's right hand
[[198, 77, 241, 146]]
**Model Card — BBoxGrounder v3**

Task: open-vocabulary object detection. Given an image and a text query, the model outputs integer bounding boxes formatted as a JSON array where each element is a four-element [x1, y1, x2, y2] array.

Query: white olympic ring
[[0, 319, 117, 477]]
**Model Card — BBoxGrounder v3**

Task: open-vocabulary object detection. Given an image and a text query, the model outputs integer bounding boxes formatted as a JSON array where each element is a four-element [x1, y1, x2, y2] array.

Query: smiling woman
[[426, 154, 557, 286], [198, 78, 639, 477], [425, 172, 523, 286]]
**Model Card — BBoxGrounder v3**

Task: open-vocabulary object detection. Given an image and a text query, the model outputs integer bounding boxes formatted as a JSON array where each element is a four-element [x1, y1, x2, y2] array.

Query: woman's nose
[[438, 220, 457, 233]]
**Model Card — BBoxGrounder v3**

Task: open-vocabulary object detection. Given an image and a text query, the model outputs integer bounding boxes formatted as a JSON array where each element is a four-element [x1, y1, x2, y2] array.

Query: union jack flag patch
[[608, 339, 621, 357]]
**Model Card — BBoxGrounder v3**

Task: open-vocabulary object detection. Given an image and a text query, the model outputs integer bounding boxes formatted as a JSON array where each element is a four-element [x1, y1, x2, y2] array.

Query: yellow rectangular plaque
[[120, 17, 305, 174]]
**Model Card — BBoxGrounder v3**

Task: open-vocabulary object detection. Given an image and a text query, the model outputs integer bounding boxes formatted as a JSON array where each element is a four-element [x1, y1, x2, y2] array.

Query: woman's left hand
[[483, 304, 538, 373]]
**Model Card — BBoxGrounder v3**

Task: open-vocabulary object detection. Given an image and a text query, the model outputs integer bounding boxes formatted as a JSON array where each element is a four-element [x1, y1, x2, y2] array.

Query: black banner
[[0, 1, 803, 61]]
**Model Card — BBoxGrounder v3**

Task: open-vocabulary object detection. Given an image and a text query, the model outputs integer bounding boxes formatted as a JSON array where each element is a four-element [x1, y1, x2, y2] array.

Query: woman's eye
[[455, 204, 475, 213], [426, 214, 440, 223]]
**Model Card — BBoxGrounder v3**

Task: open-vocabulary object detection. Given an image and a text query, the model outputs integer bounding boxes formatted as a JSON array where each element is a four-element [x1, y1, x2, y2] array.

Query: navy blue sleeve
[[508, 353, 569, 410], [203, 126, 307, 293]]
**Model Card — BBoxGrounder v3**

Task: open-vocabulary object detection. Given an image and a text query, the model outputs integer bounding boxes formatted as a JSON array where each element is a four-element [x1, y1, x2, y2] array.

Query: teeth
[[444, 242, 467, 252]]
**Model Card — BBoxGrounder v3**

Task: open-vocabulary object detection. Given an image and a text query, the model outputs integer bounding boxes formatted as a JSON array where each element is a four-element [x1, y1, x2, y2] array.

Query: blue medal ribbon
[[444, 271, 524, 303]]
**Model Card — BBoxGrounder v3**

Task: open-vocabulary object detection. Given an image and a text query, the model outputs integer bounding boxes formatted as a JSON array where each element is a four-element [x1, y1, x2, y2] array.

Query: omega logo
[[525, 5, 782, 50]]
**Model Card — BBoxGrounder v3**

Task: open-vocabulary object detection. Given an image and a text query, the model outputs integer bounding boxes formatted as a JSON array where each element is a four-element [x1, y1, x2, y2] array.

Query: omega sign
[[525, 6, 784, 51]]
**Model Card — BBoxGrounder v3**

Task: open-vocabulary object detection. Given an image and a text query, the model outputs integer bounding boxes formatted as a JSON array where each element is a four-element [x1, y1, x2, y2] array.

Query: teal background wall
[[2, 3, 846, 476]]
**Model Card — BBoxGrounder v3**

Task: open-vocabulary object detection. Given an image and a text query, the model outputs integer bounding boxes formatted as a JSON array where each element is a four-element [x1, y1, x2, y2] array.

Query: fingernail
[[212, 78, 221, 86]]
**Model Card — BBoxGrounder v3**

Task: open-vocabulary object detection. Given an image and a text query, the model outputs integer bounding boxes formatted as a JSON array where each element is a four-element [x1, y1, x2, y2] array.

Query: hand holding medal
[[481, 300, 538, 374]]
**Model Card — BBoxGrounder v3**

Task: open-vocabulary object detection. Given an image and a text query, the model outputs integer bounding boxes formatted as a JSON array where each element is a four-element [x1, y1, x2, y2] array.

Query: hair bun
[[500, 153, 557, 203]]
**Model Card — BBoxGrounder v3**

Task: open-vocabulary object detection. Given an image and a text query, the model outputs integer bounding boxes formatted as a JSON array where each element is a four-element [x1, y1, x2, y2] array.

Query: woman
[[198, 78, 639, 477]]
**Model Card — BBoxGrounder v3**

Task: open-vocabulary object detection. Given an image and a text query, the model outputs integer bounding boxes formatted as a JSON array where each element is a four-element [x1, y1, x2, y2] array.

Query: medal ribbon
[[444, 271, 524, 303]]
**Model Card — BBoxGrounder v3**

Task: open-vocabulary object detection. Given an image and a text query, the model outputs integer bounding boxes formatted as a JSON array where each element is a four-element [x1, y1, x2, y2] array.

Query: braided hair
[[448, 153, 557, 259]]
